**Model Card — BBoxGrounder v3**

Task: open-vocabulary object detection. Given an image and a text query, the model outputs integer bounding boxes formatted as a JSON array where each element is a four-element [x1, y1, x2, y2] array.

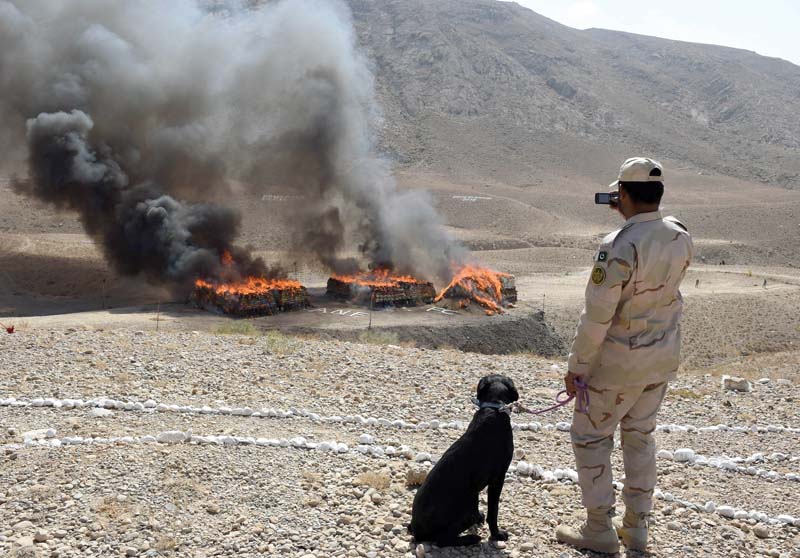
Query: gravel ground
[[2, 328, 799, 557]]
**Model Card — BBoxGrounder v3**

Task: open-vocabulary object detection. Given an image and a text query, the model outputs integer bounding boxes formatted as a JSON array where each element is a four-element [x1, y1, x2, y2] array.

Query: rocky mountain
[[347, 0, 800, 188]]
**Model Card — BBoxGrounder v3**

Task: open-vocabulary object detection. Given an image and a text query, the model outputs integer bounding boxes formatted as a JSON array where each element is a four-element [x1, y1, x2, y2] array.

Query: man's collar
[[625, 210, 662, 225]]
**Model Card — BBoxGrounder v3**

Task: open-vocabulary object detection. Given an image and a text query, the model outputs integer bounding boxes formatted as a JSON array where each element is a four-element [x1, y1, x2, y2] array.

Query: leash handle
[[573, 377, 590, 414], [512, 377, 590, 416]]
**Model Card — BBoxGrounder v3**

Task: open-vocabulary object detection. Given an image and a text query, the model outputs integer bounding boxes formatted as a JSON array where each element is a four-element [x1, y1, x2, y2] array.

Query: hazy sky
[[509, 0, 800, 67]]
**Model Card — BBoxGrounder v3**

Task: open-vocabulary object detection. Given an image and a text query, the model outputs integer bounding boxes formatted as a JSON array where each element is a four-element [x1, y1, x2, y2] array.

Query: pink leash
[[513, 377, 590, 415]]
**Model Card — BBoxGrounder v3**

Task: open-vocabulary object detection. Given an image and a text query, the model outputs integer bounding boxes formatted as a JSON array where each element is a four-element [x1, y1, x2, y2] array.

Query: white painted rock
[[156, 431, 187, 443], [722, 375, 752, 392], [415, 452, 432, 463], [657, 450, 674, 460], [674, 448, 696, 463], [22, 429, 52, 442], [717, 506, 736, 518], [515, 461, 531, 476], [358, 434, 375, 445], [89, 408, 113, 418]]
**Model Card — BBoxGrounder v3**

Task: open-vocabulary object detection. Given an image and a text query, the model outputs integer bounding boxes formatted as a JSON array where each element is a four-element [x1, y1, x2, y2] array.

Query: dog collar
[[471, 397, 512, 415]]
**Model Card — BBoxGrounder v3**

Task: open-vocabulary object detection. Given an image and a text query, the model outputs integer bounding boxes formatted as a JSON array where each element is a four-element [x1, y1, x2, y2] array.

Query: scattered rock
[[722, 376, 752, 392], [13, 520, 35, 532], [753, 525, 771, 539]]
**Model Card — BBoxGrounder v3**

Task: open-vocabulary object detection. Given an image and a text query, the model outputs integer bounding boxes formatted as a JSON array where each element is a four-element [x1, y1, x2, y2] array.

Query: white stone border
[[4, 428, 798, 529], [657, 448, 800, 483], [3, 396, 799, 436]]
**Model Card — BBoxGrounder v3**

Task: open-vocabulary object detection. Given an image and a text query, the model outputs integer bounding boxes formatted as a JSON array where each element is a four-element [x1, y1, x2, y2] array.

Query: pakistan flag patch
[[591, 266, 606, 285]]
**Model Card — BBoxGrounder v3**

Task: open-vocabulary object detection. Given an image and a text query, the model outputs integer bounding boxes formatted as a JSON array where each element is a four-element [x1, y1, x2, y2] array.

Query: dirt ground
[[2, 170, 800, 558], [2, 170, 798, 368]]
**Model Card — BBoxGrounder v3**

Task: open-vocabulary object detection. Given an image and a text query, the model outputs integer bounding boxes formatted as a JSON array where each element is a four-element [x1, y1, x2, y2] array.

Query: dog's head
[[476, 374, 519, 405]]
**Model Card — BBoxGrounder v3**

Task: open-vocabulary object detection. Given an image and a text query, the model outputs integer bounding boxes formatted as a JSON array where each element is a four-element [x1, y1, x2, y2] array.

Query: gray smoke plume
[[0, 0, 467, 288]]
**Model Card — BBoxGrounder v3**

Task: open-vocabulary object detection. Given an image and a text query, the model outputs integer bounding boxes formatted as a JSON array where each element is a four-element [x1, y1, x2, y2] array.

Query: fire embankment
[[291, 311, 564, 357]]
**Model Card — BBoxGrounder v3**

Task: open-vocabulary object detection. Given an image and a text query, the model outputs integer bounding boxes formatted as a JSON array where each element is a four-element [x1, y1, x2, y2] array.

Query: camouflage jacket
[[568, 211, 694, 387]]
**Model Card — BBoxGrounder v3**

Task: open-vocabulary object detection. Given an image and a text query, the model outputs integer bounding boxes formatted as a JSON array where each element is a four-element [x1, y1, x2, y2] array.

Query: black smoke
[[0, 0, 467, 289]]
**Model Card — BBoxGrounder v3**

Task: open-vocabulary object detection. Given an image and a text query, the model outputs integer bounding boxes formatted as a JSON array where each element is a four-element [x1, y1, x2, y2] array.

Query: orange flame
[[195, 276, 304, 296], [194, 251, 305, 296], [331, 268, 430, 288], [435, 265, 511, 315]]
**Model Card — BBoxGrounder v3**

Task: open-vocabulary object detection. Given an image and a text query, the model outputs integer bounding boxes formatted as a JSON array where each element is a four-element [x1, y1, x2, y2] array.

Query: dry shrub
[[302, 496, 322, 508], [10, 547, 38, 558], [263, 330, 297, 355], [155, 535, 177, 552], [670, 388, 703, 400], [405, 467, 429, 488], [356, 471, 391, 490], [302, 471, 322, 485], [214, 321, 258, 336], [357, 329, 401, 346], [164, 477, 207, 508], [92, 496, 131, 525]]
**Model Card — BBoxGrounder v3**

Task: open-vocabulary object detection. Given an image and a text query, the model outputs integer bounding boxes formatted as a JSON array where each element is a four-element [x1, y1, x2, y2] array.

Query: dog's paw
[[462, 534, 482, 546], [490, 529, 509, 541]]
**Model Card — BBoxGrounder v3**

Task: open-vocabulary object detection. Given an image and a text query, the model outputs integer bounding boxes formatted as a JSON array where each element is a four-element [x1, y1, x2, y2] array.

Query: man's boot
[[613, 509, 649, 551], [555, 507, 620, 554]]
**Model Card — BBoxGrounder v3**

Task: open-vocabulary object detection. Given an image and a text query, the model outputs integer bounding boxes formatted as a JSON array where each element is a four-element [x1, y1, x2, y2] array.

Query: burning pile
[[327, 269, 436, 307], [435, 266, 517, 315], [192, 277, 309, 317]]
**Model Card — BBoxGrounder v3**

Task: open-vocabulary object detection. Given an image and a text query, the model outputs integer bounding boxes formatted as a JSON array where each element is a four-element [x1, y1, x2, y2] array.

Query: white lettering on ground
[[452, 195, 492, 202], [306, 308, 369, 319], [426, 307, 459, 316]]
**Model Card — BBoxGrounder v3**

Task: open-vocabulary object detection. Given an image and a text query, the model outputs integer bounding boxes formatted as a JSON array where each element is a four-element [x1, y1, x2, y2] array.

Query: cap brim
[[608, 180, 619, 191]]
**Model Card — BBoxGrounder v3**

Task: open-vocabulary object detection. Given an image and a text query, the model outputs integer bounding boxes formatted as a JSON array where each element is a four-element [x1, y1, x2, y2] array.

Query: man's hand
[[564, 372, 579, 396]]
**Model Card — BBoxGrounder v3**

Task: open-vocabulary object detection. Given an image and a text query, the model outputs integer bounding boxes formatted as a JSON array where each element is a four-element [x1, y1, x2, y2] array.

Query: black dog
[[409, 374, 519, 547]]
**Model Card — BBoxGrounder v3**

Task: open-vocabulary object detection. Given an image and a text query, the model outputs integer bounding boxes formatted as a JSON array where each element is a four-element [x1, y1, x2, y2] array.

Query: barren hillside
[[347, 0, 800, 188]]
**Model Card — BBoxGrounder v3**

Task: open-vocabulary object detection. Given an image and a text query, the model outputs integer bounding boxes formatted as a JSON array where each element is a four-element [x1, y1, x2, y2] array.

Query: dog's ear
[[502, 376, 519, 402], [477, 376, 490, 400]]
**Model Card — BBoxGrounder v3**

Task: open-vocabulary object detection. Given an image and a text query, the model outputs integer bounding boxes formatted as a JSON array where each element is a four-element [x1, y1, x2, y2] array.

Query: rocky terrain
[[1, 329, 799, 557], [2, 1, 800, 557]]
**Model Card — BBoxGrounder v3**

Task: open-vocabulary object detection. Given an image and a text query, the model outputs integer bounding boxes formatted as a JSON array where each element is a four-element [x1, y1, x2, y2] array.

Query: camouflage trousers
[[571, 381, 668, 513]]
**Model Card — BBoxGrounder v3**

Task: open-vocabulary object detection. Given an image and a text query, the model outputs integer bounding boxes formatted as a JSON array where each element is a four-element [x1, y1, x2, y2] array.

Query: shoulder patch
[[596, 251, 608, 262], [591, 266, 606, 285]]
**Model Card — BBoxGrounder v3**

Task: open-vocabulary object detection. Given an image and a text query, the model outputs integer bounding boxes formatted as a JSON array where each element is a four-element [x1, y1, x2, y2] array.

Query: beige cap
[[617, 157, 664, 183]]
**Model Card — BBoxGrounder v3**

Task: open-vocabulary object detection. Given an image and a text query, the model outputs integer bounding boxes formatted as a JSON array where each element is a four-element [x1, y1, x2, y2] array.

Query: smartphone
[[595, 192, 619, 205]]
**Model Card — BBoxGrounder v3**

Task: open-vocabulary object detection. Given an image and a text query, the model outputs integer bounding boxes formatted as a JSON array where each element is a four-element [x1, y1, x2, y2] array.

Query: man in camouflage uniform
[[556, 157, 693, 554]]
